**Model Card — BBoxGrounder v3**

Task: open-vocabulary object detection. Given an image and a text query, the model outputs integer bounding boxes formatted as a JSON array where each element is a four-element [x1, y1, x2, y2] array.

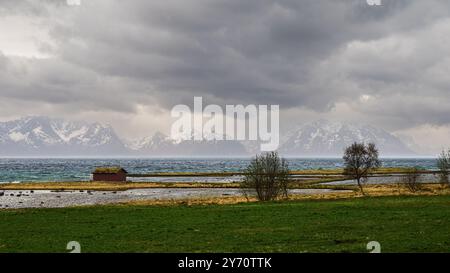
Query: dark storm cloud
[[1, 0, 450, 128], [46, 0, 424, 107]]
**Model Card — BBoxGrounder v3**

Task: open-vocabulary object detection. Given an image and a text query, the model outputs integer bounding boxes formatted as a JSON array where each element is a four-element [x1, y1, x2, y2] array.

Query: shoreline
[[0, 167, 438, 185], [0, 167, 446, 209], [0, 188, 352, 209], [0, 183, 448, 210]]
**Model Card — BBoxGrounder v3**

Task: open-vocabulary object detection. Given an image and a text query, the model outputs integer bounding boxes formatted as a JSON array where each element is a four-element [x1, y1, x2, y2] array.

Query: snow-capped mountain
[[0, 117, 416, 156], [128, 131, 248, 156], [0, 116, 127, 156], [126, 132, 175, 153], [279, 120, 415, 156]]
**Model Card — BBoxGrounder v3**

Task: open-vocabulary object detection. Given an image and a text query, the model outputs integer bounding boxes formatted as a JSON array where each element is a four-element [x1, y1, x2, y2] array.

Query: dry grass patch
[[115, 183, 450, 207]]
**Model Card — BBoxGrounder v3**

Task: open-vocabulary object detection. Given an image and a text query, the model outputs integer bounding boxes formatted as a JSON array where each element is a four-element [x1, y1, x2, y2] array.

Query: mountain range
[[278, 120, 414, 156], [0, 116, 416, 156], [0, 116, 126, 156]]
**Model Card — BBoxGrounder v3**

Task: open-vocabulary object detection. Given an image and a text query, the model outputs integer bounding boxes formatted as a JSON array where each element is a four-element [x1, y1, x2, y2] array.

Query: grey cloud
[[46, 0, 423, 109], [1, 0, 450, 132], [0, 54, 153, 112]]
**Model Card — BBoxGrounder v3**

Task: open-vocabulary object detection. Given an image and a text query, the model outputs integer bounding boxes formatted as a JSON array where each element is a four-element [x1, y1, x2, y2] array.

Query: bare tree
[[343, 142, 381, 195], [241, 151, 290, 201], [402, 167, 423, 193], [437, 149, 450, 187]]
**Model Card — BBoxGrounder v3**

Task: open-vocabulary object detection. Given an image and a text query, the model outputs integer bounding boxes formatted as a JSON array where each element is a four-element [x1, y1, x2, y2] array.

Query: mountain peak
[[0, 116, 127, 156], [0, 117, 417, 157], [279, 120, 415, 156]]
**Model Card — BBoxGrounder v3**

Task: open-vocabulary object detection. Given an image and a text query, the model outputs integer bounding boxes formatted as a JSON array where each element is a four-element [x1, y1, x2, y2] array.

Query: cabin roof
[[93, 167, 128, 174]]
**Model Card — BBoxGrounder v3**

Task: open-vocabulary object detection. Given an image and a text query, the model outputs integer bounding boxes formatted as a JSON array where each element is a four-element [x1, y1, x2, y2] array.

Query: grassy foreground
[[0, 195, 449, 253]]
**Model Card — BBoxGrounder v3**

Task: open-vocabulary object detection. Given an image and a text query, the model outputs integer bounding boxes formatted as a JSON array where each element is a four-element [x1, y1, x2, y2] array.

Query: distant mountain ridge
[[279, 120, 415, 156], [126, 131, 248, 156], [0, 116, 127, 156], [0, 116, 416, 156]]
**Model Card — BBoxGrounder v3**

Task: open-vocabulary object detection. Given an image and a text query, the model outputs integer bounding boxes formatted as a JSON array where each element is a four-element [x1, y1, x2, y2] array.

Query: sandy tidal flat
[[0, 188, 346, 209]]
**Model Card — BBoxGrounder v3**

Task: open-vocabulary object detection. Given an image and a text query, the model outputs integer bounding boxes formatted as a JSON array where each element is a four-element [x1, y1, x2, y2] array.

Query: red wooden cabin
[[92, 167, 128, 182]]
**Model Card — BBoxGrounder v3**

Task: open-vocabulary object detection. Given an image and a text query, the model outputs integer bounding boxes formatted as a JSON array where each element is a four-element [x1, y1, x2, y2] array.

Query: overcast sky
[[1, 0, 450, 154]]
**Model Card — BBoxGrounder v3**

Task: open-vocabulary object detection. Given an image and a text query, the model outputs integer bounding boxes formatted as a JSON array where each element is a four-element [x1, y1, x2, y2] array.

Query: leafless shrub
[[437, 149, 450, 187], [241, 151, 289, 201], [402, 168, 423, 193], [343, 142, 381, 195]]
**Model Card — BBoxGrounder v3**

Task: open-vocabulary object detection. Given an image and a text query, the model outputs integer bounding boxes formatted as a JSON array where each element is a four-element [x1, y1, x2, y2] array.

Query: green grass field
[[0, 195, 449, 253]]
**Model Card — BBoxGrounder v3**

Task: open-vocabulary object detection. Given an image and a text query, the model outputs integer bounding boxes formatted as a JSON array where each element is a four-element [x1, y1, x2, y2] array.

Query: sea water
[[0, 157, 438, 183]]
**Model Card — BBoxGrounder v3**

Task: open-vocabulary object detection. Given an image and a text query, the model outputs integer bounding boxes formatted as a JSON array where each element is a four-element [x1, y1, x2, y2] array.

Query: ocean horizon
[[0, 157, 439, 183]]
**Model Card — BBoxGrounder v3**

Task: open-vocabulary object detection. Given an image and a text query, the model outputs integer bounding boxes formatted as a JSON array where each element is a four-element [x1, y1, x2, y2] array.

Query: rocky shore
[[0, 188, 345, 209]]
